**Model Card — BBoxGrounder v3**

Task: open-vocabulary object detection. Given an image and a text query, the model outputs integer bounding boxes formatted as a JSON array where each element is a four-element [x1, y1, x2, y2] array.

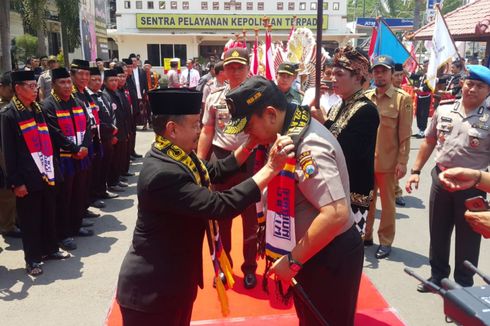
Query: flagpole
[[315, 0, 324, 110], [435, 4, 463, 63]]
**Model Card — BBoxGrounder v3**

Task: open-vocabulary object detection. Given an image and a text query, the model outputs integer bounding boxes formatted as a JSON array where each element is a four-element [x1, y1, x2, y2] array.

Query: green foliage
[[14, 34, 38, 62], [13, 0, 48, 36], [55, 0, 81, 51]]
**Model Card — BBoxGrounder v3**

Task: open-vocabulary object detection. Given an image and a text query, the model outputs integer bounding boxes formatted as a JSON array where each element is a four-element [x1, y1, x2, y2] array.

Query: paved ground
[[1, 127, 489, 326]]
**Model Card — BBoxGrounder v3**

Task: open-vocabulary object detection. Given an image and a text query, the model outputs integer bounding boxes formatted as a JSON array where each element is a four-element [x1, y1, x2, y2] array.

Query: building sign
[[356, 18, 413, 29], [136, 14, 328, 30]]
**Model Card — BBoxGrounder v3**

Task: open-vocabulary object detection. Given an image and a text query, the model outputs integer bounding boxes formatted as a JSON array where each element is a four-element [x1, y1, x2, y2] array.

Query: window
[[224, 2, 230, 10], [299, 2, 306, 10], [147, 44, 187, 67], [136, 1, 143, 9], [147, 1, 154, 9], [323, 2, 328, 10], [201, 1, 208, 10], [213, 1, 219, 10], [311, 2, 317, 10], [277, 2, 283, 10], [288, 2, 294, 10], [235, 2, 241, 10], [333, 2, 340, 10], [183, 1, 189, 9], [247, 2, 253, 10], [159, 1, 165, 9], [258, 2, 264, 10], [170, 1, 177, 9], [124, 1, 130, 9]]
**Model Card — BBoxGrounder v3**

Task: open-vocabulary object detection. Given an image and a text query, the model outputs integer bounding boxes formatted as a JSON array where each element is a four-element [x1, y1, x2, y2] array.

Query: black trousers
[[90, 150, 102, 200], [108, 138, 128, 186], [211, 145, 257, 274], [120, 302, 193, 326], [429, 166, 483, 286], [57, 166, 89, 238], [17, 185, 57, 264], [294, 224, 364, 326], [416, 95, 431, 132], [94, 140, 114, 196]]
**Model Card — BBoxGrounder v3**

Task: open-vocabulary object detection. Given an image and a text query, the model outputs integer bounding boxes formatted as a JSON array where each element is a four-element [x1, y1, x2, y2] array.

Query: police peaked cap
[[148, 89, 202, 115], [466, 65, 490, 86]]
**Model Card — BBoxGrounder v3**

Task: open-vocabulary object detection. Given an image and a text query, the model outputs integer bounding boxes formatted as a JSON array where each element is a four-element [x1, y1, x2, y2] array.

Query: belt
[[417, 91, 431, 97]]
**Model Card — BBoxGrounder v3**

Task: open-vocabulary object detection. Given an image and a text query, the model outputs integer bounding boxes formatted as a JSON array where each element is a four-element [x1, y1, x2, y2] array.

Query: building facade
[[109, 0, 355, 70]]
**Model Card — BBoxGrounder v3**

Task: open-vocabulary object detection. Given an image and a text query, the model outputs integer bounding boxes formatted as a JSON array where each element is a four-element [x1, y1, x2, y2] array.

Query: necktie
[[187, 69, 191, 87]]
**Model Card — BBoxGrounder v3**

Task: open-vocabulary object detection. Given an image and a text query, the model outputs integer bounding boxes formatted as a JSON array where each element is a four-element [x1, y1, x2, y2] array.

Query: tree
[[14, 0, 48, 56], [55, 0, 81, 67], [14, 34, 38, 63], [0, 0, 12, 72]]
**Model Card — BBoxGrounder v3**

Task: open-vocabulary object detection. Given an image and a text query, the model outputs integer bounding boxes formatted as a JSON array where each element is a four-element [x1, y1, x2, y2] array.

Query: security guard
[[406, 65, 490, 291], [197, 47, 259, 289], [365, 55, 413, 259], [276, 62, 303, 104], [225, 76, 364, 326], [324, 45, 380, 237], [116, 88, 290, 325]]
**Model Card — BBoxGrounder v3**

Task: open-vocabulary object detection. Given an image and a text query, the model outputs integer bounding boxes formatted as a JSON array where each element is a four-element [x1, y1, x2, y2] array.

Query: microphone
[[464, 260, 490, 285]]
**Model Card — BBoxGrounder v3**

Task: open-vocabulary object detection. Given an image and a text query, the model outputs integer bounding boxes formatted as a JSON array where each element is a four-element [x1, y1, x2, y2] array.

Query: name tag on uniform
[[472, 123, 489, 131], [441, 116, 452, 122]]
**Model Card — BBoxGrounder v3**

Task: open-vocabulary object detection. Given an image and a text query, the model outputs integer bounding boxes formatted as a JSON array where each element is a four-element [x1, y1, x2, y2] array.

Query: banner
[[426, 8, 457, 91], [136, 14, 328, 30], [80, 0, 109, 61], [372, 20, 411, 64]]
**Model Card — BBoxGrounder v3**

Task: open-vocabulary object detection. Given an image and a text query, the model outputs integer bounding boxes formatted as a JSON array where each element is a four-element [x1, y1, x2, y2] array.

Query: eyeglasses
[[20, 82, 38, 89]]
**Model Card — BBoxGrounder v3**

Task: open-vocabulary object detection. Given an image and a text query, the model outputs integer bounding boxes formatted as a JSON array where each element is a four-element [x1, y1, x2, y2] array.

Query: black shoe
[[122, 172, 135, 177], [100, 192, 119, 199], [77, 227, 94, 237], [85, 210, 101, 218], [364, 239, 374, 247], [2, 226, 22, 238], [108, 185, 125, 193], [59, 238, 77, 251], [375, 245, 391, 259], [90, 199, 106, 209], [131, 153, 142, 159], [119, 177, 128, 182], [395, 196, 406, 207], [81, 219, 95, 227], [118, 181, 128, 188], [243, 273, 257, 289], [417, 278, 441, 293], [43, 250, 70, 260]]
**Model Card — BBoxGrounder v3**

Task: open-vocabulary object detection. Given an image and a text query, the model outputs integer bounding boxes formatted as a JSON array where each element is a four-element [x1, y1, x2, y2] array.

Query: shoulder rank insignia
[[298, 151, 317, 178]]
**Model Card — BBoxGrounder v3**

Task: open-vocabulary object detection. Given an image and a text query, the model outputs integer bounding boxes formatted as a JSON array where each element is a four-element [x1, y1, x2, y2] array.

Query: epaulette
[[210, 86, 226, 94], [394, 87, 410, 97], [438, 98, 456, 106]]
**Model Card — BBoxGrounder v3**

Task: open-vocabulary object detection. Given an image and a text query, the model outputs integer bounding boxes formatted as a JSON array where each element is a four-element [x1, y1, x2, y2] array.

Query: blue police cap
[[372, 55, 395, 69], [466, 65, 490, 86]]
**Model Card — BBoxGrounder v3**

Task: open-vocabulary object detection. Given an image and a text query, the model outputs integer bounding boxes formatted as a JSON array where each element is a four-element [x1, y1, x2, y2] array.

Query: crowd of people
[[1, 44, 489, 326]]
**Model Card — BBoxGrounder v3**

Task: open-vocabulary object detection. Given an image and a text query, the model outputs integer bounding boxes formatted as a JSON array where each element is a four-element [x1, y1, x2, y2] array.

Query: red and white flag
[[250, 31, 259, 76], [265, 27, 275, 81]]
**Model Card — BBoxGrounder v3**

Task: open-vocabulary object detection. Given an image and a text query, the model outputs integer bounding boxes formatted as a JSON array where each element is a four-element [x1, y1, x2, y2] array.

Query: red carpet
[[105, 217, 405, 325]]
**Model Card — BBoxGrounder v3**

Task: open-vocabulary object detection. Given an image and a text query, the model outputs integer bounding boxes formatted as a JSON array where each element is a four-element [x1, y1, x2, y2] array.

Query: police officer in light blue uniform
[[406, 65, 490, 291]]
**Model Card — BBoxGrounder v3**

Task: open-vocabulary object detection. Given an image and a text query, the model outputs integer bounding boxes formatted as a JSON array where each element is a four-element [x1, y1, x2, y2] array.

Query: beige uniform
[[364, 85, 413, 246], [202, 85, 248, 151]]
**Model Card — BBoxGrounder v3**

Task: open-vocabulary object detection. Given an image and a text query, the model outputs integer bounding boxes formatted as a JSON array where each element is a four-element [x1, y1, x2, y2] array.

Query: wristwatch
[[410, 169, 421, 175], [287, 252, 303, 273]]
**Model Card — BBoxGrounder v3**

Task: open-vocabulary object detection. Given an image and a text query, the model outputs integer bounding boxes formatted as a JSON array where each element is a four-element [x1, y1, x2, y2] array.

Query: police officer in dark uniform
[[407, 65, 490, 291], [1, 71, 69, 276], [116, 88, 291, 325]]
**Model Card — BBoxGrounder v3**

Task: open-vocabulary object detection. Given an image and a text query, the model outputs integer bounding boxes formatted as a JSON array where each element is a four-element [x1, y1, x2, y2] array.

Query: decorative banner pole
[[314, 0, 324, 110]]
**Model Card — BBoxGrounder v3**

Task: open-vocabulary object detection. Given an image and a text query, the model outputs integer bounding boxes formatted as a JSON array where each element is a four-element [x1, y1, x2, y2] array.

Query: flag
[[426, 8, 458, 90], [405, 41, 418, 73], [285, 16, 297, 52], [250, 31, 259, 76], [372, 19, 410, 64], [265, 27, 275, 81], [368, 22, 378, 58]]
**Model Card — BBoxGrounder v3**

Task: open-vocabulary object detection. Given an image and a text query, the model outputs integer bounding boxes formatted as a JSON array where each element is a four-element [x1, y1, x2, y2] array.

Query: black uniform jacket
[[104, 88, 129, 140], [325, 92, 379, 207], [116, 147, 261, 312], [0, 102, 60, 191], [91, 92, 117, 143]]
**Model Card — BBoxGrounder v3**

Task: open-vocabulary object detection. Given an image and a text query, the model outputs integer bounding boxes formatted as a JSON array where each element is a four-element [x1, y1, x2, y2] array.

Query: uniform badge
[[112, 103, 117, 110], [470, 137, 480, 148], [298, 151, 317, 178], [479, 113, 489, 123], [441, 116, 452, 122]]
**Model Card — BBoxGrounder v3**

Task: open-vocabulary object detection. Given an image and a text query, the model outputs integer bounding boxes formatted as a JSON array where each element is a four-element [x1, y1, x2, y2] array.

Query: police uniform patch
[[298, 151, 317, 178]]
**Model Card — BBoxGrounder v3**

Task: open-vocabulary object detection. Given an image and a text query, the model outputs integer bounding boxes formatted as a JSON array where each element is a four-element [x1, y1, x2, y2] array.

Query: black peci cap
[[70, 59, 90, 70], [11, 70, 36, 83], [89, 67, 101, 76], [104, 69, 118, 79], [51, 68, 71, 81], [148, 89, 202, 115], [122, 58, 133, 65]]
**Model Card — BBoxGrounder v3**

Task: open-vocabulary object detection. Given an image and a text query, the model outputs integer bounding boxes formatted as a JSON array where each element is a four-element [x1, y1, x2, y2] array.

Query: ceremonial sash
[[12, 96, 55, 186], [257, 105, 311, 296], [153, 135, 234, 316]]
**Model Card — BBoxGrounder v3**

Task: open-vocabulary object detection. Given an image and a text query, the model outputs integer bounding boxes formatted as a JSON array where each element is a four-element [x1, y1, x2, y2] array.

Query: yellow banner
[[136, 14, 328, 30]]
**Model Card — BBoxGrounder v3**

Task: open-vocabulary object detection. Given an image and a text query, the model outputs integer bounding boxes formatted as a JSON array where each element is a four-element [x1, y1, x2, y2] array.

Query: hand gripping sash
[[153, 135, 234, 317], [258, 105, 311, 298], [12, 96, 55, 186]]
